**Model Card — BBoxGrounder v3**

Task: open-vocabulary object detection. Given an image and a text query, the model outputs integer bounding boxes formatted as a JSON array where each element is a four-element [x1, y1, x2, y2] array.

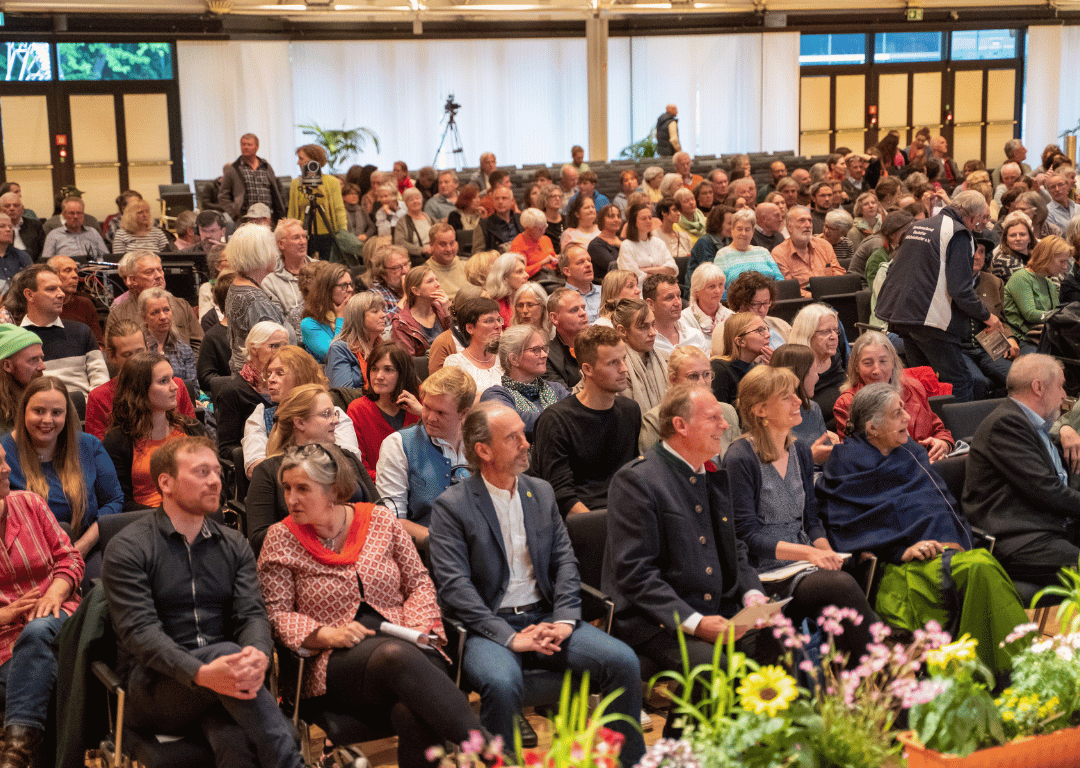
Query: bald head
[[756, 202, 781, 234], [1007, 353, 1066, 421]]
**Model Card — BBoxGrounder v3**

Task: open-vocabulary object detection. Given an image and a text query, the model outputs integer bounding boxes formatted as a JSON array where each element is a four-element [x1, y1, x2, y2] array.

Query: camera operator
[[286, 144, 347, 261]]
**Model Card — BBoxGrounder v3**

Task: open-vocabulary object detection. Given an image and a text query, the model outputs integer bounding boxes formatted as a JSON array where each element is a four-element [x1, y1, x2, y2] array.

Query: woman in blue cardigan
[[723, 365, 874, 666], [1, 376, 123, 584]]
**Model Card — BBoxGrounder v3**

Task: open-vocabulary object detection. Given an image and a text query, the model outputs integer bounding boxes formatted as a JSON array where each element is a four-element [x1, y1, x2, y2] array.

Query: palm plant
[[297, 122, 380, 172]]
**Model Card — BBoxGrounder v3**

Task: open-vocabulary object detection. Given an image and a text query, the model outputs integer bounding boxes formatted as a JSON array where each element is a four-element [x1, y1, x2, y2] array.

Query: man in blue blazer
[[429, 402, 645, 766]]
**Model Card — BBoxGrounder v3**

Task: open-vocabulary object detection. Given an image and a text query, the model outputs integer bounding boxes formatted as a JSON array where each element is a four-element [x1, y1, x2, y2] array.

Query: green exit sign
[[906, 7, 924, 21]]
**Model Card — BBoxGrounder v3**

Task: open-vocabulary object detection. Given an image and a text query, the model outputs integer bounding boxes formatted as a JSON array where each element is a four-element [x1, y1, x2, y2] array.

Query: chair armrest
[[581, 584, 615, 634], [92, 661, 123, 694], [969, 526, 996, 554]]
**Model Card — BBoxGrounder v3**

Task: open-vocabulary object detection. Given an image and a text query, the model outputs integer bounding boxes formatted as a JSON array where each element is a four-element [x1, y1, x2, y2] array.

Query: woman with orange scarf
[[258, 443, 484, 768]]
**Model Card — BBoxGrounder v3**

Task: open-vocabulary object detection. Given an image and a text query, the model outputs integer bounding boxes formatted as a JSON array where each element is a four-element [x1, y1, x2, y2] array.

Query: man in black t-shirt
[[529, 325, 640, 517]]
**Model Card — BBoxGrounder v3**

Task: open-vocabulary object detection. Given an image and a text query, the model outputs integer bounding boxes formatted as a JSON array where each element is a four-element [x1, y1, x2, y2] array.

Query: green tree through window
[[57, 43, 172, 81]]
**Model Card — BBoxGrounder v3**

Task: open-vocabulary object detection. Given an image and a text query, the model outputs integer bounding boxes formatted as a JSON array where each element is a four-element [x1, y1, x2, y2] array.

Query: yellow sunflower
[[736, 666, 799, 717], [927, 635, 978, 674]]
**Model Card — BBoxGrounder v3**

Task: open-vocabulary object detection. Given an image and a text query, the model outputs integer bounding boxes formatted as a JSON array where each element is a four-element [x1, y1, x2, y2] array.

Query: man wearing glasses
[[771, 206, 845, 297], [376, 366, 475, 544], [260, 218, 312, 316], [875, 191, 1004, 402]]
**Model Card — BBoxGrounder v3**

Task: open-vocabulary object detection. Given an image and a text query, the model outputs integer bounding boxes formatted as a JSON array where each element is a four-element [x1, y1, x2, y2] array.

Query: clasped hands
[[510, 622, 573, 656], [194, 646, 270, 700]]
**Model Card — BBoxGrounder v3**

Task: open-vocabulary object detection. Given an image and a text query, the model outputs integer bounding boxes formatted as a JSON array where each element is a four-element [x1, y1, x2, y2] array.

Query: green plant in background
[[620, 135, 657, 160], [1034, 553, 1080, 632], [297, 122, 380, 172], [58, 43, 173, 81]]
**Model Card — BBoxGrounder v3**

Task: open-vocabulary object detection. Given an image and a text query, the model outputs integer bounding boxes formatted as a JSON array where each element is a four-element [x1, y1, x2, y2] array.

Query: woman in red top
[[258, 443, 482, 768], [347, 342, 421, 481], [0, 441, 83, 768], [509, 208, 557, 277], [832, 331, 953, 461], [391, 266, 452, 357]]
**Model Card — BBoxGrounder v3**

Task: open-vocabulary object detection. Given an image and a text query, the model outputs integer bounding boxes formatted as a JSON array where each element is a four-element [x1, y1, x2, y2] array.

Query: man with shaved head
[[750, 202, 785, 251]]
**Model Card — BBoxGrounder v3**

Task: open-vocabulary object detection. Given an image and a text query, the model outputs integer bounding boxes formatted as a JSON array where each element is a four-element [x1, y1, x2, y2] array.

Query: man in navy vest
[[655, 104, 680, 157], [375, 366, 475, 543]]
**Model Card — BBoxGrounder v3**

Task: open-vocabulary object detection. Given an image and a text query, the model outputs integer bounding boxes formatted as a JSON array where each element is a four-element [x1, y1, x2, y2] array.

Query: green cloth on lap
[[874, 548, 1028, 675]]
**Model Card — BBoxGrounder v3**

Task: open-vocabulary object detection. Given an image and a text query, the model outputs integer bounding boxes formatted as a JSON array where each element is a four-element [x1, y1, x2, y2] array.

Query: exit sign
[[906, 7, 924, 21]]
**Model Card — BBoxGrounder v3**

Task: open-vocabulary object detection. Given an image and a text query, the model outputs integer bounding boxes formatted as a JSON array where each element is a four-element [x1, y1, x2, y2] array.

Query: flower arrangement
[[994, 625, 1080, 741]]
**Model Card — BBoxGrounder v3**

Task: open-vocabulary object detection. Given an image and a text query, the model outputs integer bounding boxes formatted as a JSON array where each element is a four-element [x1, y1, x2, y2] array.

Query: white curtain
[[177, 41, 295, 183], [289, 38, 587, 174], [177, 31, 801, 182]]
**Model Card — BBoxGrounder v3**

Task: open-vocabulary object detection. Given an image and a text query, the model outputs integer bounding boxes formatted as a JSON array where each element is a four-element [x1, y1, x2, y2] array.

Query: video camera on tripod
[[444, 95, 461, 115], [300, 159, 323, 193]]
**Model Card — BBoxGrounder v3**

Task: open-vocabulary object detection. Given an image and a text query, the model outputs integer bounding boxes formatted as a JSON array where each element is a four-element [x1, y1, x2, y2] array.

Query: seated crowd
[[0, 128, 1078, 768]]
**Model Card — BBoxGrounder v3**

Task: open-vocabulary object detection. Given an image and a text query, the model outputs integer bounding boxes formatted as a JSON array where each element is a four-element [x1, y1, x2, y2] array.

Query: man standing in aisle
[[656, 104, 681, 157]]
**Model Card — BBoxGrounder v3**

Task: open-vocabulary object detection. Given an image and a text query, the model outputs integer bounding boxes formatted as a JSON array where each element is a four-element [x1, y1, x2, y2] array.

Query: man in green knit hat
[[0, 324, 44, 432]]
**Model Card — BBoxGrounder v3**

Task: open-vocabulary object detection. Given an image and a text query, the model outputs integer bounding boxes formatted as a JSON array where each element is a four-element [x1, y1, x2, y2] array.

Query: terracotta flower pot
[[898, 726, 1080, 768]]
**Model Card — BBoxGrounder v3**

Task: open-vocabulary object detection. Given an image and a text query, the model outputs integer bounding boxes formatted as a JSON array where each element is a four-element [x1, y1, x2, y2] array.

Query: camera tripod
[[301, 187, 335, 259], [434, 102, 466, 170]]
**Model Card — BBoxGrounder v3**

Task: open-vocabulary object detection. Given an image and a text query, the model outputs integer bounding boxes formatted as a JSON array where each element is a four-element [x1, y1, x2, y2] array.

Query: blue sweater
[[0, 432, 124, 529], [300, 316, 343, 363]]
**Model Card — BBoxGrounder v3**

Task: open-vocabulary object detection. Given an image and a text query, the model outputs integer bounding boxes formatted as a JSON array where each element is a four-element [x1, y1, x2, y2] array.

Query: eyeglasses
[[385, 263, 410, 274], [813, 327, 840, 337], [334, 281, 354, 290], [739, 326, 771, 337], [313, 409, 336, 420], [524, 344, 549, 356], [516, 301, 541, 310], [683, 370, 714, 383], [748, 300, 772, 311]]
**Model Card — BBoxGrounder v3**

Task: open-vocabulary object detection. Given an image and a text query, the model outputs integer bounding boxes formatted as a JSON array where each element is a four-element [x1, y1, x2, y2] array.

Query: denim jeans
[[125, 641, 303, 768], [462, 609, 645, 768], [0, 611, 69, 729]]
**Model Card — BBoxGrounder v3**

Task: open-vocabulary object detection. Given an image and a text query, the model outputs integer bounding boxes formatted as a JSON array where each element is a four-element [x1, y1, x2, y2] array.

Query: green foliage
[[58, 43, 172, 81], [298, 123, 380, 173], [910, 678, 1003, 757], [619, 136, 657, 160], [1033, 554, 1080, 631]]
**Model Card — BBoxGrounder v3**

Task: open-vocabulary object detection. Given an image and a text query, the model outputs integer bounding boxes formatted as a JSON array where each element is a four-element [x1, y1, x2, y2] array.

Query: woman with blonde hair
[[326, 292, 388, 389], [683, 262, 732, 348], [673, 187, 706, 247], [511, 282, 551, 335], [711, 312, 768, 405], [246, 383, 376, 555], [991, 210, 1036, 283], [485, 252, 530, 327], [610, 298, 666, 413], [788, 303, 846, 426], [392, 266, 451, 356], [301, 262, 353, 363], [1004, 234, 1073, 346], [393, 187, 435, 263], [242, 345, 360, 476], [464, 250, 499, 288], [111, 198, 170, 256], [723, 365, 875, 665], [595, 269, 639, 327]]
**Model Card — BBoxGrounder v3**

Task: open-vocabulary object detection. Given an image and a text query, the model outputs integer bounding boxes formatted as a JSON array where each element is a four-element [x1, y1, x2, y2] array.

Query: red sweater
[[346, 396, 419, 481], [833, 375, 953, 446], [84, 375, 196, 440]]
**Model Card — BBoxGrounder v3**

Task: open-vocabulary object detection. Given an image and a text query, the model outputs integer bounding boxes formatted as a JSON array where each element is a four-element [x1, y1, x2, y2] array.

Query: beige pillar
[[586, 13, 609, 162]]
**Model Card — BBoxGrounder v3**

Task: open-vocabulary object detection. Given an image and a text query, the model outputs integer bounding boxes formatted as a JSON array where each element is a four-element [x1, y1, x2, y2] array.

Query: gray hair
[[438, 169, 458, 183], [497, 323, 543, 372], [658, 173, 684, 199], [117, 249, 159, 279], [462, 400, 503, 471], [732, 208, 756, 227], [643, 166, 664, 183], [1004, 138, 1024, 159], [225, 223, 278, 278], [242, 321, 288, 365], [402, 187, 423, 203], [1007, 353, 1064, 395], [848, 382, 902, 438], [278, 443, 356, 503], [689, 262, 726, 302], [512, 282, 552, 335], [137, 287, 176, 335], [824, 208, 854, 233], [949, 190, 989, 220], [519, 207, 546, 230], [788, 303, 839, 350], [485, 252, 526, 301]]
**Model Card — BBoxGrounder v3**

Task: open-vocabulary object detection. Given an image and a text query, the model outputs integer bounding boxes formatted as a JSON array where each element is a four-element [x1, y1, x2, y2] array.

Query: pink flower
[[799, 660, 814, 672]]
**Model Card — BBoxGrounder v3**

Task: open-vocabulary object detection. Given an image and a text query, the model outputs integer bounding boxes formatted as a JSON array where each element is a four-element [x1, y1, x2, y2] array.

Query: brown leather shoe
[[0, 724, 42, 768]]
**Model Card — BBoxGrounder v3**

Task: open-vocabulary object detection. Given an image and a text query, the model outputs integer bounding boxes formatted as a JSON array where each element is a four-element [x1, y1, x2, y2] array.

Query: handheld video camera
[[300, 159, 323, 193], [444, 95, 461, 115]]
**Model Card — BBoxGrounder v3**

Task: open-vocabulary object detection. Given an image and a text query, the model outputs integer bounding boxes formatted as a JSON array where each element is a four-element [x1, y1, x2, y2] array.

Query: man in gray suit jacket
[[429, 402, 645, 766], [965, 354, 1080, 587]]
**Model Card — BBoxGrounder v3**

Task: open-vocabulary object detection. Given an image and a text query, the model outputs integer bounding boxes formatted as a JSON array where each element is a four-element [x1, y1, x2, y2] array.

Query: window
[[873, 32, 943, 63], [951, 29, 1019, 61], [799, 34, 866, 66], [57, 43, 173, 81], [1, 42, 53, 81]]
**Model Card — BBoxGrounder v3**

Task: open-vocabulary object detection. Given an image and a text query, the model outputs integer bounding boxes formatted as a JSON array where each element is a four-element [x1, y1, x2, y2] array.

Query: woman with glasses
[[831, 331, 953, 462], [638, 345, 740, 455], [391, 266, 451, 357], [711, 312, 769, 405], [510, 282, 551, 335], [366, 245, 411, 322], [301, 263, 354, 363], [257, 443, 483, 768], [713, 209, 784, 296], [788, 303, 846, 429], [479, 324, 569, 440], [725, 271, 790, 353], [326, 292, 388, 390], [443, 297, 504, 399], [246, 383, 376, 556]]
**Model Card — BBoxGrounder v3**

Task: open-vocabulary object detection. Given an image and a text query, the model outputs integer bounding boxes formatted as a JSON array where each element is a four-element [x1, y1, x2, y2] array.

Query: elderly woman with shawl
[[816, 382, 1029, 675], [479, 324, 568, 440]]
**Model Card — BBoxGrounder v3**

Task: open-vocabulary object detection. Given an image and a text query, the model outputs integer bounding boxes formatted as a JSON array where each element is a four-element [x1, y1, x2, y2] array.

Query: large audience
[[0, 123, 1079, 767]]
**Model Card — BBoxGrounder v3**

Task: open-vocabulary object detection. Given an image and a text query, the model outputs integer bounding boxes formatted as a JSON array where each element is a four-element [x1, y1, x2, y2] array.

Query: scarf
[[678, 209, 707, 239], [691, 300, 733, 337], [284, 502, 375, 566], [240, 362, 263, 390], [853, 214, 881, 236], [501, 374, 558, 414], [625, 349, 668, 412]]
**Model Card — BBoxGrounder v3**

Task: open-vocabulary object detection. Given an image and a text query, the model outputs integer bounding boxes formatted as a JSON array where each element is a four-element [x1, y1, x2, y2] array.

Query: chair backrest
[[809, 274, 861, 299], [564, 509, 608, 591], [855, 289, 871, 326], [232, 444, 250, 501], [941, 398, 1006, 443], [413, 355, 429, 381], [97, 509, 155, 554], [775, 278, 802, 300], [930, 455, 966, 506]]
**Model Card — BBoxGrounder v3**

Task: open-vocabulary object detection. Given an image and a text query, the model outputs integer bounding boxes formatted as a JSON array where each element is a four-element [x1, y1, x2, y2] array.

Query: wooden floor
[[314, 605, 1063, 768]]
